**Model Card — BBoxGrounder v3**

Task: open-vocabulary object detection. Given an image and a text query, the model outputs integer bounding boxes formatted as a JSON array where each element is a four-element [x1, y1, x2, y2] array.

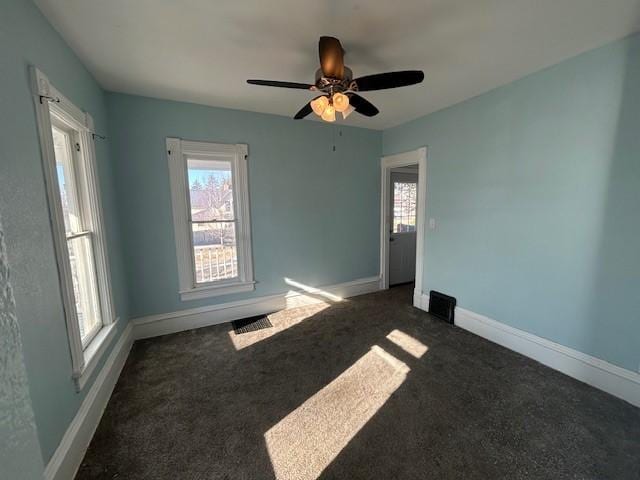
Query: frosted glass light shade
[[311, 96, 329, 116], [332, 92, 350, 113], [321, 106, 336, 122]]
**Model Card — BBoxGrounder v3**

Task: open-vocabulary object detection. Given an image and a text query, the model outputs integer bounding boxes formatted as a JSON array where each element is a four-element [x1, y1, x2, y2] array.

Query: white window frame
[[31, 67, 117, 391], [167, 138, 254, 300]]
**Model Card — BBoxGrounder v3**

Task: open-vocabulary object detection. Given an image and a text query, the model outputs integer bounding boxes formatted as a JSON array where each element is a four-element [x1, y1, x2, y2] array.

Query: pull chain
[[331, 126, 343, 152], [332, 125, 336, 152]]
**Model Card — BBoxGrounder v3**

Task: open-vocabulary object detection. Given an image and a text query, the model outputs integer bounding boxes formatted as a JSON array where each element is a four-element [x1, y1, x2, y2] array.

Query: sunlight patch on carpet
[[264, 345, 409, 480], [228, 303, 329, 350], [386, 329, 428, 358]]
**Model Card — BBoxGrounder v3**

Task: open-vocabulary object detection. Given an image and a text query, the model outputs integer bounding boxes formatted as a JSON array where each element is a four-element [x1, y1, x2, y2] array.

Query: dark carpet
[[76, 285, 640, 479]]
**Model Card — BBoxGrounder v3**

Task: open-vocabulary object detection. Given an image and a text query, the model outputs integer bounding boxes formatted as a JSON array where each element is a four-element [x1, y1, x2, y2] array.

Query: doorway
[[389, 166, 418, 286], [380, 147, 427, 308]]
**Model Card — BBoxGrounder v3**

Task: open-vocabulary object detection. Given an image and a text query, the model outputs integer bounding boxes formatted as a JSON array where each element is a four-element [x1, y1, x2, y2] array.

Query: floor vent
[[232, 315, 273, 334], [428, 291, 457, 324]]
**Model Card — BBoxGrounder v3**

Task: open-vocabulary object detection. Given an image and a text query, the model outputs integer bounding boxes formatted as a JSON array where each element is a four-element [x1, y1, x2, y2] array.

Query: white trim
[[32, 68, 84, 376], [167, 137, 192, 294], [391, 166, 419, 174], [77, 113, 117, 334], [414, 292, 429, 311], [133, 276, 381, 340], [31, 67, 86, 127], [167, 138, 254, 301], [74, 319, 119, 391], [416, 294, 640, 407], [179, 280, 255, 301], [380, 147, 427, 307], [43, 323, 134, 480], [31, 67, 116, 388]]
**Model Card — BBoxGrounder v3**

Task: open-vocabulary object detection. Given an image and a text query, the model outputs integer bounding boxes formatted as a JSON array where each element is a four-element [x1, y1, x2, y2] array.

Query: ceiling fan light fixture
[[332, 92, 350, 112], [341, 104, 355, 119], [321, 105, 336, 122], [311, 96, 329, 116], [247, 37, 424, 121]]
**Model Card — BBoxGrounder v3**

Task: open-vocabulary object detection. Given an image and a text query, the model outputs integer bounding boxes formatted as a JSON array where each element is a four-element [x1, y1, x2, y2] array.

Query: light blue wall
[[0, 213, 44, 480], [0, 0, 130, 463], [384, 33, 640, 372], [107, 93, 382, 318]]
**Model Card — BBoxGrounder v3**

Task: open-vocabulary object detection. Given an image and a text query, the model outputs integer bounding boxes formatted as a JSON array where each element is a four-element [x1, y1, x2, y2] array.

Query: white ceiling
[[35, 0, 640, 130]]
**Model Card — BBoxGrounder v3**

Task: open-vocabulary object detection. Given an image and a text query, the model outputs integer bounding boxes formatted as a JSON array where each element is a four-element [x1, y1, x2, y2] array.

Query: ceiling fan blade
[[293, 102, 314, 120], [318, 36, 345, 79], [347, 93, 379, 117], [352, 70, 424, 91], [247, 79, 314, 90]]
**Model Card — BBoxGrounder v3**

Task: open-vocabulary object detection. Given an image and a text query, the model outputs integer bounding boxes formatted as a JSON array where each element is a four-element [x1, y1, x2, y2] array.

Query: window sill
[[180, 281, 255, 301], [73, 318, 119, 391]]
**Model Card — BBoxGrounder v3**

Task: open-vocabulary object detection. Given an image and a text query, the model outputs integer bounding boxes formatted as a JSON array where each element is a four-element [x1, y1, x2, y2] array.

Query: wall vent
[[428, 291, 457, 324]]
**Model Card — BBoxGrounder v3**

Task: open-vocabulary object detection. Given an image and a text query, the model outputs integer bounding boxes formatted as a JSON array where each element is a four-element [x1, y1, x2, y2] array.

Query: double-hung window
[[167, 138, 254, 300], [52, 119, 104, 344], [32, 67, 116, 390]]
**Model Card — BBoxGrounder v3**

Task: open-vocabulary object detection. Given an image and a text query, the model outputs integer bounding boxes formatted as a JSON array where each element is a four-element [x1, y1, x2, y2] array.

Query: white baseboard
[[413, 288, 427, 310], [133, 276, 381, 340], [44, 323, 134, 480], [417, 294, 640, 408]]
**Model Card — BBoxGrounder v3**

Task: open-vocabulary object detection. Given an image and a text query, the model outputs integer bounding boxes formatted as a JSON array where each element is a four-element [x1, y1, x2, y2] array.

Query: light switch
[[429, 218, 436, 229]]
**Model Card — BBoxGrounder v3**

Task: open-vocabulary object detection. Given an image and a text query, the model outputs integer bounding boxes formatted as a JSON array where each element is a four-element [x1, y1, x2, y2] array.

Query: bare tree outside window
[[188, 161, 238, 283], [393, 182, 417, 233]]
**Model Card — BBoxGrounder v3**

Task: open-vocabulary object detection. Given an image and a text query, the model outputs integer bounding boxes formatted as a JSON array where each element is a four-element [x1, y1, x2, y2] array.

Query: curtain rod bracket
[[39, 94, 60, 104]]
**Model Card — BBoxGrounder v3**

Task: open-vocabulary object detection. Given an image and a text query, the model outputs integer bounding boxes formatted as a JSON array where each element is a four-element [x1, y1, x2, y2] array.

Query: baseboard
[[413, 288, 427, 310], [133, 276, 381, 340], [417, 294, 640, 408], [43, 323, 134, 480]]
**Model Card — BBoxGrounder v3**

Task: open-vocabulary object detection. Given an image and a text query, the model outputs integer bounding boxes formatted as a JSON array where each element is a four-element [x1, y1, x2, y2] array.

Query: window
[[32, 67, 116, 390], [52, 121, 103, 346], [393, 181, 417, 233], [167, 138, 254, 300], [188, 158, 237, 283]]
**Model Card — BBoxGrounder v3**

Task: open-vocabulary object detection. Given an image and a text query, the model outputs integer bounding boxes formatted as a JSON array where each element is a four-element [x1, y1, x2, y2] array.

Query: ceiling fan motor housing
[[315, 67, 353, 94]]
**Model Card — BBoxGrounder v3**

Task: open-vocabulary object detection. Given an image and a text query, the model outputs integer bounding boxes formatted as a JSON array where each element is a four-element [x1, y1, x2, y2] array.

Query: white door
[[389, 175, 417, 285]]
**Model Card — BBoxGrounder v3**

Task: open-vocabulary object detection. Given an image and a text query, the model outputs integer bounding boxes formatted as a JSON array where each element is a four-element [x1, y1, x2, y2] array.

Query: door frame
[[379, 147, 427, 308]]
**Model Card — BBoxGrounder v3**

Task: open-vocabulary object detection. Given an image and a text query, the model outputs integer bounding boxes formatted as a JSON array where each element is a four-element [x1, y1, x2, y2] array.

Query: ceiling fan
[[247, 36, 424, 122]]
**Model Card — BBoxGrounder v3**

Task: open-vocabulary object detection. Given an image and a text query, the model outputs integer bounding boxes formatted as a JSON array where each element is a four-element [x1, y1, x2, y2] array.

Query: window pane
[[52, 126, 82, 234], [393, 182, 417, 233], [192, 222, 238, 284], [188, 158, 234, 222], [67, 235, 102, 345]]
